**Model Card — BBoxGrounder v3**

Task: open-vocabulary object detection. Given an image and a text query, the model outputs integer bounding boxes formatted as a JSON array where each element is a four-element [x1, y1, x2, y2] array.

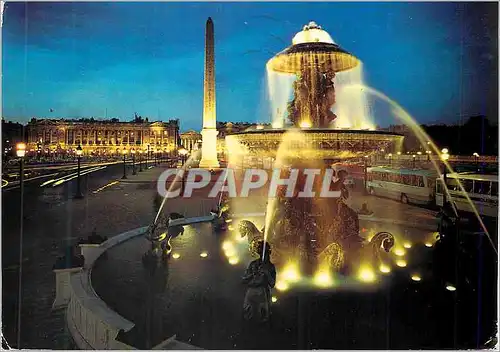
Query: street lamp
[[441, 148, 450, 201], [412, 154, 416, 169], [473, 152, 479, 170], [75, 144, 84, 199], [388, 153, 392, 167], [131, 148, 137, 175], [146, 144, 150, 169], [122, 148, 128, 179], [426, 150, 431, 161], [363, 155, 369, 194], [15, 142, 26, 348], [139, 150, 143, 172], [179, 147, 188, 166]]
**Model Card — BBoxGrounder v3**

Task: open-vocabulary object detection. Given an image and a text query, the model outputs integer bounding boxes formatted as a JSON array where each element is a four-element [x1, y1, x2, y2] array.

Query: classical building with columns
[[25, 118, 180, 155], [180, 130, 202, 152]]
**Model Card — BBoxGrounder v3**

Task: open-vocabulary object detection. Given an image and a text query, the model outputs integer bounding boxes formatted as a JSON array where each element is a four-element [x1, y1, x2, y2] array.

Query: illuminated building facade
[[25, 118, 180, 155], [180, 130, 202, 152]]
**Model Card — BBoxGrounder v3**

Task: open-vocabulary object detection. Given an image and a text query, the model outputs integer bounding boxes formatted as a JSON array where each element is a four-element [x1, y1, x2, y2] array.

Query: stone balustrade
[[54, 224, 202, 349]]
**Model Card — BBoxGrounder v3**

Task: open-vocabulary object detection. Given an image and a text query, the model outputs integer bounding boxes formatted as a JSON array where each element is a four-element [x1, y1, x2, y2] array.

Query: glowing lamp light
[[299, 121, 312, 128], [396, 259, 407, 267], [16, 142, 26, 157], [224, 248, 236, 257], [282, 265, 300, 282], [256, 125, 264, 130], [228, 225, 234, 231], [275, 281, 289, 291], [441, 148, 449, 154], [200, 251, 208, 258], [425, 242, 433, 248], [358, 267, 376, 283], [446, 285, 457, 292], [314, 271, 333, 287], [222, 241, 232, 251], [473, 152, 479, 157], [228, 257, 239, 265], [379, 264, 391, 274], [403, 242, 412, 249], [394, 248, 406, 257], [411, 274, 421, 282], [75, 144, 83, 157], [225, 218, 233, 223], [172, 253, 181, 259], [131, 148, 136, 154], [271, 296, 278, 303], [122, 147, 127, 155]]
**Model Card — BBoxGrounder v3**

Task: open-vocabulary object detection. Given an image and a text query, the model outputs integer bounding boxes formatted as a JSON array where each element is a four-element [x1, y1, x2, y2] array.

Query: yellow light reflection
[[200, 251, 208, 258], [396, 259, 407, 267], [314, 271, 334, 287], [228, 257, 239, 265], [394, 248, 406, 257], [299, 121, 312, 128], [446, 285, 456, 292], [379, 264, 391, 274], [403, 242, 412, 249], [172, 253, 180, 259], [271, 296, 278, 303], [275, 281, 289, 291], [411, 274, 421, 282], [358, 267, 376, 283]]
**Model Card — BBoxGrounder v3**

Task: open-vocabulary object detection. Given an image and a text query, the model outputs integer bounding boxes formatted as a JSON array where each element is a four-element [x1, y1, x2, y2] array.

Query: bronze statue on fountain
[[287, 69, 337, 128]]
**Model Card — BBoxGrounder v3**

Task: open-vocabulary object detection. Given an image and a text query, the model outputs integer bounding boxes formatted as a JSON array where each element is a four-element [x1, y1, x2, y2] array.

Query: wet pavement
[[1, 163, 167, 349]]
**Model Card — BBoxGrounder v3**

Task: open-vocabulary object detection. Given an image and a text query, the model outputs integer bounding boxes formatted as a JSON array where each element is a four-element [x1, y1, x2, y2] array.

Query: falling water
[[332, 63, 374, 130], [266, 67, 295, 128]]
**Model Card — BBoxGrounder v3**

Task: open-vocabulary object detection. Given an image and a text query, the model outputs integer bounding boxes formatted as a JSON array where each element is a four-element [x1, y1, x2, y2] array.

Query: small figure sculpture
[[358, 203, 374, 216], [242, 241, 276, 324], [53, 245, 85, 269]]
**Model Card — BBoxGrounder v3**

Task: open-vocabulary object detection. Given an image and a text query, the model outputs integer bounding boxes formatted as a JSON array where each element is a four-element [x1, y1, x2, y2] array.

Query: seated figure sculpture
[[239, 160, 394, 276]]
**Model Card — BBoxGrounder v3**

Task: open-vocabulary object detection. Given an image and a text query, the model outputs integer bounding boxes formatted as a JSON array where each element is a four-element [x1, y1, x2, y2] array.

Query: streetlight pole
[[146, 145, 150, 169], [363, 155, 368, 195], [388, 153, 392, 167], [473, 152, 479, 171], [132, 149, 137, 175], [412, 154, 416, 169], [441, 148, 450, 203], [139, 150, 143, 172], [75, 144, 83, 199], [16, 142, 26, 349], [122, 148, 128, 179]]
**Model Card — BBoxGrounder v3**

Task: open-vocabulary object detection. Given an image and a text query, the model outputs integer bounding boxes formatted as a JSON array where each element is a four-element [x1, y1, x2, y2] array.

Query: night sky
[[2, 2, 498, 131]]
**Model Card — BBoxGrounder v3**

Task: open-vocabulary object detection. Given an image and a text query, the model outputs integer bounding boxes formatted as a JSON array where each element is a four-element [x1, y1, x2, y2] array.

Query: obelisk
[[199, 17, 220, 168]]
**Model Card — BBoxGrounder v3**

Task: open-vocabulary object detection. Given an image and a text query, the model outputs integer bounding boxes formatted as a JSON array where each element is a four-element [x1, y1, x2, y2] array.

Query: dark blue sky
[[2, 2, 498, 131]]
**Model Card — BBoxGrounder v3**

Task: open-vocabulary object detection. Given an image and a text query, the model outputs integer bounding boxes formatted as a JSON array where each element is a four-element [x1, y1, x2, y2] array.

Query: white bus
[[435, 172, 498, 218], [366, 167, 437, 205]]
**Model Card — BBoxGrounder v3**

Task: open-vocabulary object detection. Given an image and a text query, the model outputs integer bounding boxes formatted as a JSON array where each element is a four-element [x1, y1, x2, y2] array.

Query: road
[[1, 160, 163, 349]]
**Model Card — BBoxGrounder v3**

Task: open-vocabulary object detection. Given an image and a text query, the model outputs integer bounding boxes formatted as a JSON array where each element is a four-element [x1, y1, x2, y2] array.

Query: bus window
[[445, 178, 460, 191], [427, 178, 436, 191], [461, 179, 474, 193], [491, 182, 498, 196], [473, 180, 489, 195], [436, 180, 444, 194]]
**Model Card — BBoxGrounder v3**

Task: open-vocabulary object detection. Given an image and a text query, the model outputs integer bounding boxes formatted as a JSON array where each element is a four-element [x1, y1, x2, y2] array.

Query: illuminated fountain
[[225, 21, 405, 285]]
